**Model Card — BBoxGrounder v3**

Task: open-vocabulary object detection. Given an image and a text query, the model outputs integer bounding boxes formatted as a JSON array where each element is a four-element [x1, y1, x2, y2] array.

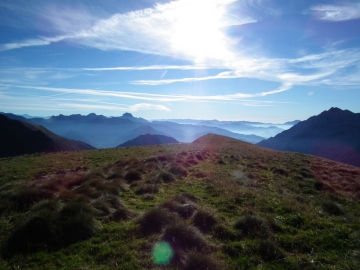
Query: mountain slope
[[117, 134, 178, 147], [119, 125, 171, 143], [1, 134, 359, 269], [258, 107, 360, 167], [0, 114, 95, 158]]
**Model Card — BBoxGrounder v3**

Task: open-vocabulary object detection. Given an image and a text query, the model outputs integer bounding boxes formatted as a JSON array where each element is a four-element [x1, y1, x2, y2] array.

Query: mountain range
[[1, 112, 267, 148], [0, 114, 95, 158], [258, 107, 360, 167]]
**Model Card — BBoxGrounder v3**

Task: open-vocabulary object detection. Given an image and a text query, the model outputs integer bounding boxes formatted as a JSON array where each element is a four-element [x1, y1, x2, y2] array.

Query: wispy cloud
[[0, 0, 254, 62], [59, 103, 171, 112], [0, 83, 292, 102], [82, 65, 219, 71], [0, 36, 69, 52], [310, 3, 360, 21]]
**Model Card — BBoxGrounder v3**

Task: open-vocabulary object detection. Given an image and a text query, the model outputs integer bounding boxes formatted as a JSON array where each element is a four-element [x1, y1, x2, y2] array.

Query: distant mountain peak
[[122, 112, 134, 118], [117, 133, 178, 148], [258, 107, 360, 167]]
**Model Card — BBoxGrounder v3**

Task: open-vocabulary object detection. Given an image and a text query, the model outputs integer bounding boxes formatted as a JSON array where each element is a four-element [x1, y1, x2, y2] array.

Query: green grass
[[1, 135, 360, 269]]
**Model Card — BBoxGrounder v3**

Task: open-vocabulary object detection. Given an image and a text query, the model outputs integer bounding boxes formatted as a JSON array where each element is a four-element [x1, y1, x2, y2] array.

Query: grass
[[1, 134, 360, 269]]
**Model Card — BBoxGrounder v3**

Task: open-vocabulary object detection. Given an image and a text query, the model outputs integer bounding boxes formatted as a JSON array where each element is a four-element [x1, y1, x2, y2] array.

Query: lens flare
[[151, 241, 174, 265]]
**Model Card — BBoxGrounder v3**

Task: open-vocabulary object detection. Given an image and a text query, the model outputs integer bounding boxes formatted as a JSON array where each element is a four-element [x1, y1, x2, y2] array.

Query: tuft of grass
[[161, 197, 197, 219], [233, 213, 270, 238], [256, 240, 284, 261], [135, 183, 159, 195], [136, 207, 178, 235], [0, 183, 54, 211], [191, 208, 218, 233], [108, 206, 137, 221], [157, 155, 167, 162], [271, 167, 289, 177], [183, 252, 221, 270], [157, 171, 176, 183], [168, 164, 188, 177], [322, 201, 344, 215], [106, 171, 123, 180], [161, 223, 208, 252], [5, 201, 98, 254], [124, 170, 142, 183], [314, 180, 323, 190], [57, 202, 98, 246]]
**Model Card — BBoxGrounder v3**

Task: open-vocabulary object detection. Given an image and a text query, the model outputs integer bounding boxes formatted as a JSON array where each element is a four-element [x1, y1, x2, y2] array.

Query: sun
[[169, 0, 234, 63]]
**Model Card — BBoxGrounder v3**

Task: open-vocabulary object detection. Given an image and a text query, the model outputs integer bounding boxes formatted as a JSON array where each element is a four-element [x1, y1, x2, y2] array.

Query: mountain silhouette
[[0, 114, 95, 158], [258, 107, 360, 167], [117, 134, 178, 147]]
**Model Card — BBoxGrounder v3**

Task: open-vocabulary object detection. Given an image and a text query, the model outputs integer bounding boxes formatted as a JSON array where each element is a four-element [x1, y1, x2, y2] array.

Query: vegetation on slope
[[0, 134, 360, 269]]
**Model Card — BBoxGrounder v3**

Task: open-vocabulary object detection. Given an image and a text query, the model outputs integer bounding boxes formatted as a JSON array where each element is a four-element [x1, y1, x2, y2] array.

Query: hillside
[[0, 134, 359, 269], [117, 134, 179, 147], [0, 114, 95, 158], [258, 107, 360, 167]]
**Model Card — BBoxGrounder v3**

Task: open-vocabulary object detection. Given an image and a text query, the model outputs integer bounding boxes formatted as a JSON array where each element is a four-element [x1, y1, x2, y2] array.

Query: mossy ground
[[0, 135, 360, 269]]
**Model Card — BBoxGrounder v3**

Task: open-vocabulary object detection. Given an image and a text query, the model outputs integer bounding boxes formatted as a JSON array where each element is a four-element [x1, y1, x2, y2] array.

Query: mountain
[[29, 113, 143, 148], [283, 120, 301, 125], [0, 114, 95, 158], [154, 119, 290, 138], [28, 113, 265, 147], [119, 125, 170, 143], [0, 112, 33, 123], [150, 121, 264, 143], [117, 134, 178, 147], [258, 107, 360, 167], [120, 112, 148, 123]]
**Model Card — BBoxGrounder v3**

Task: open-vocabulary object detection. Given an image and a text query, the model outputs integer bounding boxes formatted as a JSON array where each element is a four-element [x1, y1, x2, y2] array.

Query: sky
[[0, 0, 359, 122]]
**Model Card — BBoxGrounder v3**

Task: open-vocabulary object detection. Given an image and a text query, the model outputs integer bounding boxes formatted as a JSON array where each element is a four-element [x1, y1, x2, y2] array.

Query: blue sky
[[0, 0, 359, 122]]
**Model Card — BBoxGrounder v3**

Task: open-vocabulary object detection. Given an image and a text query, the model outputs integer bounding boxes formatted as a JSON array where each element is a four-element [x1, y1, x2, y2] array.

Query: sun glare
[[169, 0, 234, 63]]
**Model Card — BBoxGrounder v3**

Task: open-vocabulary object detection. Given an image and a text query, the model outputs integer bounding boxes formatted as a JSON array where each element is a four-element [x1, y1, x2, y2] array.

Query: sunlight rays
[[169, 0, 235, 63]]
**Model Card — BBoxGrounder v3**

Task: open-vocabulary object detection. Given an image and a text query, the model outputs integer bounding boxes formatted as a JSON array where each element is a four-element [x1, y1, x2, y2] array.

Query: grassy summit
[[0, 134, 359, 269]]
